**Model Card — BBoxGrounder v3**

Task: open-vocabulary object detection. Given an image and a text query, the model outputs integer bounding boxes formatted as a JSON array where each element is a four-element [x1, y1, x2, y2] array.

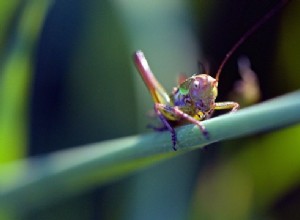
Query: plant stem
[[1, 90, 300, 214]]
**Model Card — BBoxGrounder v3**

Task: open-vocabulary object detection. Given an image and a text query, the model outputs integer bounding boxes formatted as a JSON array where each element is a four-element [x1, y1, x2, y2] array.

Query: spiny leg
[[214, 102, 239, 112], [172, 106, 209, 138], [154, 104, 178, 150], [145, 110, 168, 131], [155, 103, 209, 145]]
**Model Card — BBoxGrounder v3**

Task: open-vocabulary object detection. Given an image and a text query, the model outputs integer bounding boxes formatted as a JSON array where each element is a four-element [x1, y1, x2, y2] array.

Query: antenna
[[215, 0, 290, 82]]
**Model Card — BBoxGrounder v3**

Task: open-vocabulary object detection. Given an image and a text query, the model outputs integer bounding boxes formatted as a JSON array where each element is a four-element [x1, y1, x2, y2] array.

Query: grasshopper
[[133, 0, 289, 150]]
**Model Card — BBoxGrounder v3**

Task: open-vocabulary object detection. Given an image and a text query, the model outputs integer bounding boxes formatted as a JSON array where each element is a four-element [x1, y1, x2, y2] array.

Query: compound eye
[[193, 80, 200, 89]]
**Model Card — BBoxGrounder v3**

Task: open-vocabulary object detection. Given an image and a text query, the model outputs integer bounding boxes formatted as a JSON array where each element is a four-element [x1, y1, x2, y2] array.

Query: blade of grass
[[0, 90, 300, 215], [0, 0, 53, 163]]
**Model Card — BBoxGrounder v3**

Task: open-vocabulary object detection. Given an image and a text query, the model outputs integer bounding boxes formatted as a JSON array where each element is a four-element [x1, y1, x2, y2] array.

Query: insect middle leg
[[155, 103, 209, 150], [154, 104, 177, 150]]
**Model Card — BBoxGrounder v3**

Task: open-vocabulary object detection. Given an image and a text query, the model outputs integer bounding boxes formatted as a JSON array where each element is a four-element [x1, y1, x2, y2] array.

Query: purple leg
[[155, 103, 209, 140], [154, 105, 178, 151]]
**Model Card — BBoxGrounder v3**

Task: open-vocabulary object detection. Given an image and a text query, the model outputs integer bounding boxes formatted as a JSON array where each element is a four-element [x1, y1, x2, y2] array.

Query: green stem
[[1, 90, 300, 215]]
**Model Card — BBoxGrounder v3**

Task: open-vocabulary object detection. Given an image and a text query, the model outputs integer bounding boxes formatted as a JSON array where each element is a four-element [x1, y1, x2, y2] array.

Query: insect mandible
[[133, 0, 289, 150]]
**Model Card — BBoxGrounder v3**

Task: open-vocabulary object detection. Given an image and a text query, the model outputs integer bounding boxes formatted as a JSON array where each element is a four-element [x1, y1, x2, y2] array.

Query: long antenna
[[215, 0, 290, 82]]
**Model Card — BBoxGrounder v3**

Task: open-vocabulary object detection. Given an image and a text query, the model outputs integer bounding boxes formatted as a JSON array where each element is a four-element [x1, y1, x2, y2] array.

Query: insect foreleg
[[172, 106, 209, 139], [214, 102, 240, 112]]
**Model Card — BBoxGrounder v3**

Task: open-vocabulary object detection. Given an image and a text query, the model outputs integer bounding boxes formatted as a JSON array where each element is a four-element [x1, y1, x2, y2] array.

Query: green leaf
[[0, 0, 53, 163]]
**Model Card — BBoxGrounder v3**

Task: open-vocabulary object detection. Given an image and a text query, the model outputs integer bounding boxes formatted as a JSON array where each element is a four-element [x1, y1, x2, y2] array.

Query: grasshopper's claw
[[171, 130, 178, 151], [172, 144, 178, 151], [202, 129, 210, 140]]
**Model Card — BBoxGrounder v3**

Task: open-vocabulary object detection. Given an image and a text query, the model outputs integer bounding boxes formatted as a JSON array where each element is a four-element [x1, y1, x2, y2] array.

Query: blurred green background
[[0, 0, 299, 219]]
